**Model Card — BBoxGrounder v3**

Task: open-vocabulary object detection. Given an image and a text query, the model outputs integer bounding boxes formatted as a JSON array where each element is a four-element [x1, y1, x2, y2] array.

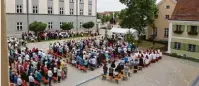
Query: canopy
[[110, 27, 137, 34]]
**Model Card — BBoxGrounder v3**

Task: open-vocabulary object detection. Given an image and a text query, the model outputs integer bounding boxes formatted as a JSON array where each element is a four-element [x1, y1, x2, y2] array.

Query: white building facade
[[5, 0, 97, 37]]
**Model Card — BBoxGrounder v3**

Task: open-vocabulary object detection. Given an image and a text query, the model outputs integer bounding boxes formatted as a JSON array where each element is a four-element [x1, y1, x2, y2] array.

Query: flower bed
[[188, 31, 198, 35], [173, 30, 183, 34]]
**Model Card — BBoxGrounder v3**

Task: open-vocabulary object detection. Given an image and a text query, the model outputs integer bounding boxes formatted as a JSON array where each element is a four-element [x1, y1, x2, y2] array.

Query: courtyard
[[26, 35, 199, 86]]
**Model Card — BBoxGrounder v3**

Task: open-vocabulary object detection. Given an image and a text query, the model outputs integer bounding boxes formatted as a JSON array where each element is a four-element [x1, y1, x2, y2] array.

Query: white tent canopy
[[110, 27, 139, 40], [110, 27, 137, 34]]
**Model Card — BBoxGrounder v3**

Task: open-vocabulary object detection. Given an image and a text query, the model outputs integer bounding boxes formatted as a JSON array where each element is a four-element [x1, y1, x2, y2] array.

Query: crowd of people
[[22, 30, 99, 42], [9, 43, 68, 86], [102, 49, 162, 83], [8, 31, 163, 85]]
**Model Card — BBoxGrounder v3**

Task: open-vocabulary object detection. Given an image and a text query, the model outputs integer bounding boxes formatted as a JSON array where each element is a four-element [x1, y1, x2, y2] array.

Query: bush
[[171, 53, 178, 57]]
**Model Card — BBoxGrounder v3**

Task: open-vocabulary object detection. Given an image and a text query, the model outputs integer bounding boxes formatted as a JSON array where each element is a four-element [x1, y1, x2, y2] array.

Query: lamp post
[[76, 0, 78, 32], [27, 0, 30, 34]]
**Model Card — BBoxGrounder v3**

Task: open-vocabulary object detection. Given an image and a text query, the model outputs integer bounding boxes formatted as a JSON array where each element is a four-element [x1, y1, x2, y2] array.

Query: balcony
[[188, 31, 198, 35]]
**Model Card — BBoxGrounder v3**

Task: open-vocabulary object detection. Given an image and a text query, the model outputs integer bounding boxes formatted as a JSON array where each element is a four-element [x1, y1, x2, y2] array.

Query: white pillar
[[168, 22, 173, 53]]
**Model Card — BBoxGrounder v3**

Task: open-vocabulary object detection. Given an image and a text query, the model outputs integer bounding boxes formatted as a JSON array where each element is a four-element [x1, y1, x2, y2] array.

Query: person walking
[[103, 64, 108, 75], [48, 68, 53, 86]]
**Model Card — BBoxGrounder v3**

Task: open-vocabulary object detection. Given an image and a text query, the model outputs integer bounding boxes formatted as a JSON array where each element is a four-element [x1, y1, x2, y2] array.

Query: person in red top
[[24, 61, 28, 70]]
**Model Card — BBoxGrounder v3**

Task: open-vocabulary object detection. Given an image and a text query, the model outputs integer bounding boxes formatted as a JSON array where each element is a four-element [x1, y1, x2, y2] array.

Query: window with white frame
[[33, 6, 38, 14], [48, 22, 53, 29], [17, 22, 23, 31], [80, 22, 83, 28], [174, 42, 181, 50], [88, 9, 92, 15], [176, 25, 182, 31], [48, 7, 53, 14], [191, 26, 197, 32], [152, 28, 157, 36], [88, 0, 92, 5], [60, 22, 64, 28], [166, 5, 170, 9], [60, 8, 64, 14], [164, 28, 169, 38], [165, 15, 170, 19], [16, 5, 23, 13], [70, 0, 74, 3], [188, 44, 196, 52], [80, 9, 83, 15], [70, 9, 74, 15]]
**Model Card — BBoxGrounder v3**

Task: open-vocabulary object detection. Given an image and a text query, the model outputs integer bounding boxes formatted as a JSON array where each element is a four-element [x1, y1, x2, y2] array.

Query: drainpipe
[[27, 0, 30, 34]]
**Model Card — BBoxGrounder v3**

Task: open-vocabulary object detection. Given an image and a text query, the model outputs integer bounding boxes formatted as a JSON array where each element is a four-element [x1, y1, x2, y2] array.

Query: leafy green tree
[[125, 30, 135, 44], [29, 21, 47, 35], [119, 0, 157, 36], [83, 21, 95, 32], [60, 22, 73, 31], [97, 13, 102, 19], [29, 21, 47, 41]]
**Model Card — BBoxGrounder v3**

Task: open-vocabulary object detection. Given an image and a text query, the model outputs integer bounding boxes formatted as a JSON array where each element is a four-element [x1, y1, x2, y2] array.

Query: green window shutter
[[171, 42, 175, 49], [187, 25, 191, 32], [197, 26, 199, 33], [196, 45, 199, 52], [181, 25, 185, 32], [172, 25, 176, 31], [183, 44, 189, 51]]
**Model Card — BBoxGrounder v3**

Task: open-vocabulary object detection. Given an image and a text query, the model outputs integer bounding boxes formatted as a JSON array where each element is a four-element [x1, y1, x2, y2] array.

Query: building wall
[[147, 0, 176, 41], [169, 21, 199, 59], [5, 0, 97, 37], [6, 14, 96, 37]]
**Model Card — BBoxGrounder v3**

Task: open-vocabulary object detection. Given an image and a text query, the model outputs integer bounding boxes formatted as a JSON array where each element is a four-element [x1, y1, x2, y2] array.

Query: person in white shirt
[[48, 69, 53, 86], [17, 75, 22, 86], [29, 73, 35, 86], [53, 67, 58, 77], [57, 68, 62, 83]]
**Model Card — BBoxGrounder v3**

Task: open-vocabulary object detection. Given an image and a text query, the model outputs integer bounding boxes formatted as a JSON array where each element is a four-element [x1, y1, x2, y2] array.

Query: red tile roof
[[170, 0, 199, 21]]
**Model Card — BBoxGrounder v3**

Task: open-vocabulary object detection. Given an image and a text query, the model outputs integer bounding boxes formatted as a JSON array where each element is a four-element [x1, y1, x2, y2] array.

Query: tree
[[125, 30, 135, 44], [97, 13, 102, 19], [29, 21, 47, 35], [83, 21, 95, 32], [60, 22, 73, 31], [119, 0, 157, 36], [29, 21, 47, 41]]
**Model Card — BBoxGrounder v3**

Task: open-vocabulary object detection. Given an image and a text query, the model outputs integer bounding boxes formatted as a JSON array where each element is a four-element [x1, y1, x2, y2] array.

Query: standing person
[[108, 66, 114, 77], [17, 75, 22, 86], [28, 73, 35, 86], [48, 68, 53, 86], [57, 67, 62, 83], [103, 64, 108, 75], [111, 61, 116, 68]]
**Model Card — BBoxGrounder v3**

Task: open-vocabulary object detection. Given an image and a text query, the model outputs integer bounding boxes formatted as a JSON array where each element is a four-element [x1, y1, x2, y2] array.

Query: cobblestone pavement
[[81, 56, 199, 86]]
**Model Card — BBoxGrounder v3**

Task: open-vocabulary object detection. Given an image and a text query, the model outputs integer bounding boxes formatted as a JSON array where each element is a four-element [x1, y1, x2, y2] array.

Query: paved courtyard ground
[[81, 56, 199, 86], [26, 29, 199, 86]]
